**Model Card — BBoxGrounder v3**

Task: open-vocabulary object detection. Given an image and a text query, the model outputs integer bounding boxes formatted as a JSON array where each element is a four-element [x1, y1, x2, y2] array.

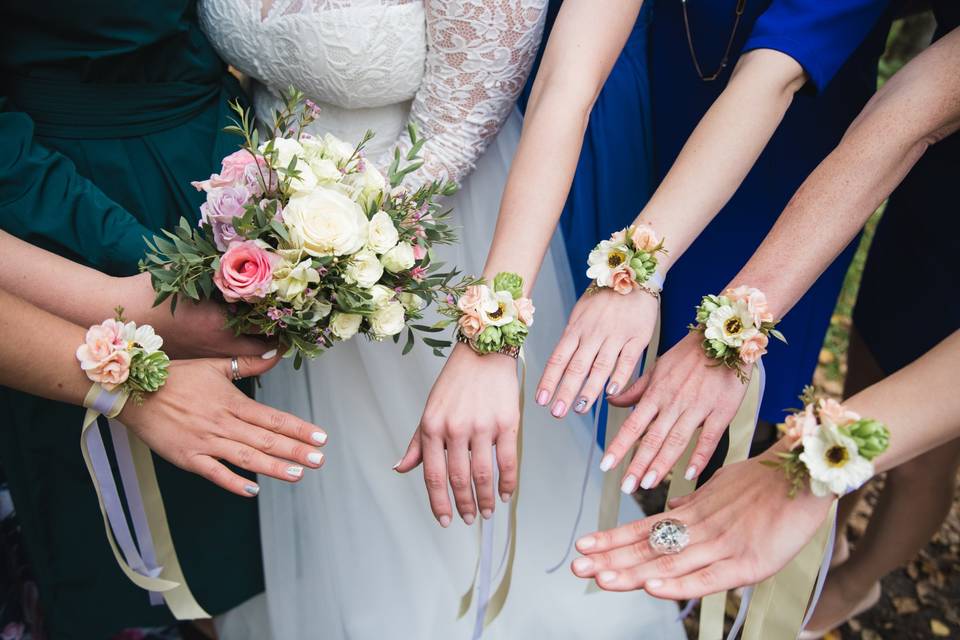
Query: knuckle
[[698, 428, 721, 447], [592, 356, 615, 372], [621, 418, 643, 438], [449, 473, 469, 490], [655, 554, 677, 574], [420, 418, 444, 438], [630, 541, 649, 561], [642, 430, 665, 449], [566, 359, 589, 376], [498, 457, 517, 474], [546, 352, 567, 368], [618, 351, 639, 367], [257, 432, 278, 452], [472, 467, 493, 486], [665, 430, 689, 450], [290, 443, 308, 461], [237, 446, 254, 467], [630, 520, 647, 539], [268, 411, 287, 432], [697, 567, 717, 590], [424, 472, 446, 491]]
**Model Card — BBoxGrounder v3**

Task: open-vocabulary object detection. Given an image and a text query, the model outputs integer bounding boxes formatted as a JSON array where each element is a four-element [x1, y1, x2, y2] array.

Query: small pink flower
[[458, 311, 485, 339], [630, 223, 660, 252], [83, 349, 132, 391], [515, 297, 535, 327], [724, 286, 773, 326], [783, 406, 818, 449], [610, 267, 637, 296], [76, 320, 124, 369], [817, 398, 860, 427], [739, 331, 769, 364], [412, 242, 427, 261], [610, 229, 627, 244], [214, 240, 279, 303], [410, 266, 428, 282], [458, 285, 486, 314]]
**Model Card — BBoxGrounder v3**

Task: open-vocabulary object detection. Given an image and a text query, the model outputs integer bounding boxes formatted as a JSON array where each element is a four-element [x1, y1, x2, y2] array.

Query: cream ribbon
[[80, 384, 209, 620]]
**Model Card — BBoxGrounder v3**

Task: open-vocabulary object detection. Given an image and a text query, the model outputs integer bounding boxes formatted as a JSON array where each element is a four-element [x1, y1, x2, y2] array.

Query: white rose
[[381, 242, 416, 273], [369, 284, 395, 309], [369, 300, 406, 338], [284, 188, 369, 257], [367, 211, 400, 254], [323, 133, 356, 164], [329, 312, 362, 340], [261, 137, 304, 171], [272, 258, 320, 306], [344, 249, 384, 289], [308, 157, 342, 184], [399, 291, 427, 313]]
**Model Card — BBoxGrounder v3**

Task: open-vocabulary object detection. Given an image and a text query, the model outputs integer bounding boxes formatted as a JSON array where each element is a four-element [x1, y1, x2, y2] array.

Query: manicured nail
[[500, 492, 512, 503], [536, 389, 549, 406], [621, 474, 638, 494], [640, 470, 657, 490], [606, 382, 620, 396], [684, 465, 697, 481], [307, 452, 324, 465], [244, 484, 260, 496], [439, 515, 451, 528], [551, 400, 566, 418], [392, 460, 402, 471], [577, 535, 597, 550], [646, 578, 663, 589], [573, 557, 594, 573], [287, 465, 304, 478], [311, 431, 327, 445], [574, 397, 588, 413], [463, 513, 475, 525], [261, 349, 278, 359], [599, 454, 615, 472], [599, 571, 618, 583], [481, 509, 493, 520]]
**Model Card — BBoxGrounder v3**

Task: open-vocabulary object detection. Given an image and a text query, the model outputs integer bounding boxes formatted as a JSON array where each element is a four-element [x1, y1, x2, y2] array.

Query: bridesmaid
[[0, 1, 265, 636]]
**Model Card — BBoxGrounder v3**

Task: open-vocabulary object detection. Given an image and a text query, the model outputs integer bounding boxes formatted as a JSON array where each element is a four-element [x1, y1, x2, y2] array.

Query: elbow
[[526, 65, 600, 127]]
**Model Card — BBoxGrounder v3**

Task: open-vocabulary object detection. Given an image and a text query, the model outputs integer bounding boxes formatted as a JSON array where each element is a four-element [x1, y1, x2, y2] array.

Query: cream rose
[[369, 284, 395, 309], [367, 211, 400, 254], [370, 300, 406, 338], [381, 242, 416, 273], [630, 224, 661, 252], [329, 312, 362, 340], [399, 292, 427, 313], [344, 249, 384, 289], [272, 258, 321, 306], [323, 133, 356, 164], [284, 188, 369, 257]]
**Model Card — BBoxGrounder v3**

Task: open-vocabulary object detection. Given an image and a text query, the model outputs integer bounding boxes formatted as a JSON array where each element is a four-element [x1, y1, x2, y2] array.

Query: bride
[[199, 1, 683, 637]]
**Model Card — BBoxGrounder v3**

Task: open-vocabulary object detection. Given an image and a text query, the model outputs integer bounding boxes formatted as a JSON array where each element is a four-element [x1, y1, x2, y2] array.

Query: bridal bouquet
[[142, 90, 474, 366]]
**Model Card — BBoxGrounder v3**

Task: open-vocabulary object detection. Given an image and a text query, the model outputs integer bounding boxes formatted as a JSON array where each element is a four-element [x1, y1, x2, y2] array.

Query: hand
[[604, 332, 749, 492], [396, 343, 520, 526], [570, 446, 834, 598], [537, 288, 658, 418], [119, 354, 327, 496], [121, 272, 274, 359]]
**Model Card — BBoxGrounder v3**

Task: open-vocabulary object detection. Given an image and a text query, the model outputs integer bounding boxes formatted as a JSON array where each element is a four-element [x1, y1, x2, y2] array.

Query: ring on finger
[[231, 356, 242, 381], [649, 518, 690, 555]]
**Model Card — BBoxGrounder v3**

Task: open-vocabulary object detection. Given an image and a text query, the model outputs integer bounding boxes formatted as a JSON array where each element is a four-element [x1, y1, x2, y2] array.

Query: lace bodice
[[199, 0, 546, 184]]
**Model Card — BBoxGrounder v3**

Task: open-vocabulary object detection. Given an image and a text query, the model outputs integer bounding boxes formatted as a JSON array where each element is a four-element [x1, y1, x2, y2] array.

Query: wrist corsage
[[586, 223, 667, 297], [76, 307, 170, 403], [764, 388, 890, 498], [442, 272, 535, 358], [689, 285, 785, 381]]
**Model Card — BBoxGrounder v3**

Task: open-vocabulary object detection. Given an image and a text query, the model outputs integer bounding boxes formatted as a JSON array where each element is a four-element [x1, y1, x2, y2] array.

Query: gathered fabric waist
[[4, 75, 224, 139]]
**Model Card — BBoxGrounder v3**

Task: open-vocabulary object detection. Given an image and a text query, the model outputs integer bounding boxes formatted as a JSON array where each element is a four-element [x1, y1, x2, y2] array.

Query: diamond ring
[[649, 518, 690, 555]]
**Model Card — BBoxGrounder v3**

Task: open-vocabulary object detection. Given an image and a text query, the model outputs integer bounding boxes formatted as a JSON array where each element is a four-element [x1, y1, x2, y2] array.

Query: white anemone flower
[[586, 240, 633, 287], [478, 289, 518, 328], [799, 424, 874, 497], [703, 301, 756, 348]]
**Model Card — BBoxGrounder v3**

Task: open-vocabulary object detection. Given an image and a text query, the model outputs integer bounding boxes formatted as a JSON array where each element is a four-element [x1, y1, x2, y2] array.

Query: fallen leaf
[[892, 596, 920, 614], [931, 619, 951, 637], [861, 629, 882, 640]]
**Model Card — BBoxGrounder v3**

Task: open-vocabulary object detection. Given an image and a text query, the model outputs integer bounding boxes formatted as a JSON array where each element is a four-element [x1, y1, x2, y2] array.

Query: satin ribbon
[[459, 350, 525, 637], [80, 384, 208, 620]]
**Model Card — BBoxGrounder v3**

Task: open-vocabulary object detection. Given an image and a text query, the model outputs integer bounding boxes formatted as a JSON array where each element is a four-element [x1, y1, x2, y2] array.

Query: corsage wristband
[[586, 223, 667, 297], [689, 285, 786, 382], [445, 272, 535, 358], [764, 389, 890, 498]]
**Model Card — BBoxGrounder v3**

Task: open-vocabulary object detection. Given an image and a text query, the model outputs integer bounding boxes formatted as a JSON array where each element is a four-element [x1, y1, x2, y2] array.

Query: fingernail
[[439, 515, 451, 528], [481, 509, 493, 520], [463, 513, 475, 525], [646, 578, 663, 589], [244, 484, 260, 496], [684, 465, 697, 481], [261, 349, 278, 359], [572, 557, 594, 573], [392, 459, 402, 471], [287, 465, 304, 478], [500, 492, 512, 503], [536, 389, 549, 406], [551, 400, 566, 418], [574, 397, 588, 413], [599, 454, 615, 472], [577, 535, 597, 550], [640, 470, 657, 490], [311, 431, 327, 445], [621, 474, 638, 494], [606, 382, 619, 396], [599, 571, 618, 583], [307, 452, 324, 465]]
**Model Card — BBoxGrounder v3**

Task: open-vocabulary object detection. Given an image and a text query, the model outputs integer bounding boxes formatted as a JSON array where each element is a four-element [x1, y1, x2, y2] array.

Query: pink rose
[[457, 285, 486, 314], [738, 331, 768, 364], [817, 398, 860, 427], [724, 286, 774, 326], [214, 240, 279, 303], [515, 297, 536, 327], [630, 223, 661, 252], [192, 151, 270, 194], [783, 406, 818, 449], [458, 311, 484, 339], [76, 320, 125, 370], [83, 349, 132, 391], [611, 267, 637, 296], [219, 150, 261, 184]]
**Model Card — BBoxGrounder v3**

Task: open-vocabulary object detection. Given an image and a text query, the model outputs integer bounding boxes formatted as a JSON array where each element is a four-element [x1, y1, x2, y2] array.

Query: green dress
[[0, 1, 263, 636]]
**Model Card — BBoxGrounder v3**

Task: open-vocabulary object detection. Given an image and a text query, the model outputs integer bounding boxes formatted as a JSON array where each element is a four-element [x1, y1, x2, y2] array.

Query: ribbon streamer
[[80, 384, 208, 620]]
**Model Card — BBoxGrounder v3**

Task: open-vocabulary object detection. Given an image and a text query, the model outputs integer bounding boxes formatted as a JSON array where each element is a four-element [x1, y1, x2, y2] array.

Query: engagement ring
[[649, 518, 689, 555]]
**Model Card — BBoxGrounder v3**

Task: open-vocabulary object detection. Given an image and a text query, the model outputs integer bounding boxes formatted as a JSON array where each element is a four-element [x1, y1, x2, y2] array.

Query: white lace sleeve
[[381, 0, 547, 186]]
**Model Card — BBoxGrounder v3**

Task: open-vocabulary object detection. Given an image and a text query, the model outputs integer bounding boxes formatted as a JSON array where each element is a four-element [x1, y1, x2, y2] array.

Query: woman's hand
[[537, 288, 659, 418], [119, 354, 327, 497], [570, 446, 834, 598], [396, 343, 520, 526], [604, 332, 750, 492]]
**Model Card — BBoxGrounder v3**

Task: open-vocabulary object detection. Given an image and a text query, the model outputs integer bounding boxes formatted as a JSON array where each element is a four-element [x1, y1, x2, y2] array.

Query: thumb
[[394, 428, 424, 473], [217, 350, 282, 380], [607, 372, 651, 407]]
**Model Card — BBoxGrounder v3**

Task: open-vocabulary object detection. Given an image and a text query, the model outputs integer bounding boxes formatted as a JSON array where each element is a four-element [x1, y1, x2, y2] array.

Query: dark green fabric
[[0, 2, 263, 637]]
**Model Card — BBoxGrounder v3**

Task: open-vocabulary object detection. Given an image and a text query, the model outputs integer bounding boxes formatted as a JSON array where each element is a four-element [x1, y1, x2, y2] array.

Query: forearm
[[635, 49, 806, 272]]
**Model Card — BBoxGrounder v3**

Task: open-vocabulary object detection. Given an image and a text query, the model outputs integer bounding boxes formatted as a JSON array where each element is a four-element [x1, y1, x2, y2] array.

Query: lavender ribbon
[[471, 514, 496, 640]]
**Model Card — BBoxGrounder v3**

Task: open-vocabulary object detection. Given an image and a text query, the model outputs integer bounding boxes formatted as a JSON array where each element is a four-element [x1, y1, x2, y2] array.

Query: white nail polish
[[287, 465, 304, 478], [439, 515, 451, 528], [244, 484, 260, 496], [621, 474, 638, 494], [684, 465, 697, 481], [311, 431, 327, 445], [640, 470, 657, 490], [307, 452, 324, 465], [481, 509, 493, 520], [261, 349, 278, 360], [599, 454, 615, 472]]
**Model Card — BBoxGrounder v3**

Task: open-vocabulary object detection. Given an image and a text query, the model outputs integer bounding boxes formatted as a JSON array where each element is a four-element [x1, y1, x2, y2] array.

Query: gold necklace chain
[[681, 0, 747, 82]]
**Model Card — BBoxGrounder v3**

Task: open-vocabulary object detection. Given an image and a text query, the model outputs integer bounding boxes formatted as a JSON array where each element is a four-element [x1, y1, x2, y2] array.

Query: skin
[[599, 26, 960, 493], [0, 287, 327, 497]]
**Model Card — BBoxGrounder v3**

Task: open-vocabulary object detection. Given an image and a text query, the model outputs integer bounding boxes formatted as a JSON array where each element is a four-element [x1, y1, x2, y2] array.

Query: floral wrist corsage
[[689, 285, 785, 382], [586, 223, 667, 297], [442, 272, 535, 358], [764, 388, 890, 498], [76, 307, 170, 403]]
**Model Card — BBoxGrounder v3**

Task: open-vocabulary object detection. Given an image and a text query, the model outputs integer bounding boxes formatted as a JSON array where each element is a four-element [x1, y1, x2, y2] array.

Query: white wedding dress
[[200, 1, 684, 638]]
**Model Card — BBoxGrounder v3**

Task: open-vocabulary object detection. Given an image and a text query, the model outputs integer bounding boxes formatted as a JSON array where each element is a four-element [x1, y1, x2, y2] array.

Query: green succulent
[[129, 350, 170, 393], [475, 326, 504, 354], [845, 419, 890, 460], [500, 320, 528, 347], [492, 272, 524, 300]]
